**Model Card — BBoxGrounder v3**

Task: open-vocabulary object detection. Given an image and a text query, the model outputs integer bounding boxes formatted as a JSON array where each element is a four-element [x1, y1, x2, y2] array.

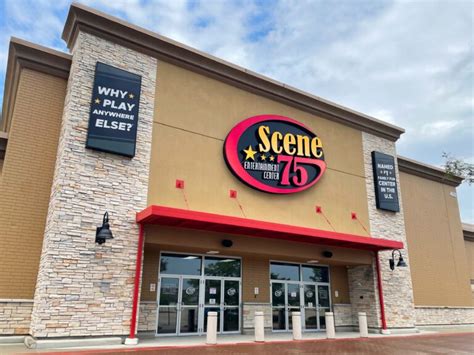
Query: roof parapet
[[397, 155, 464, 187], [1, 37, 71, 133], [62, 2, 405, 142]]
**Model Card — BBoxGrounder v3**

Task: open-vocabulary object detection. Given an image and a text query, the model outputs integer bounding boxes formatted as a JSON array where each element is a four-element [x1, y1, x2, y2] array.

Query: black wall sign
[[371, 151, 400, 212], [86, 62, 142, 157]]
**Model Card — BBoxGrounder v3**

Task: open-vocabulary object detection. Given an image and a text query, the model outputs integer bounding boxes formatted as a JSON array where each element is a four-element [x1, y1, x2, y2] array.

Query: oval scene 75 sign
[[224, 115, 326, 194]]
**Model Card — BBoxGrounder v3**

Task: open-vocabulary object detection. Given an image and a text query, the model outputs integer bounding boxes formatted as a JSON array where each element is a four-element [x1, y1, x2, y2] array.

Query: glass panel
[[204, 307, 221, 332], [319, 308, 327, 329], [304, 284, 316, 307], [181, 278, 200, 305], [224, 280, 239, 306], [157, 307, 177, 334], [287, 283, 300, 307], [204, 257, 241, 277], [180, 307, 199, 333], [160, 253, 201, 275], [317, 285, 330, 308], [272, 308, 286, 330], [205, 279, 221, 306], [159, 278, 179, 306], [271, 283, 285, 307], [270, 262, 300, 281], [223, 308, 239, 332], [304, 309, 318, 330], [302, 265, 329, 283]]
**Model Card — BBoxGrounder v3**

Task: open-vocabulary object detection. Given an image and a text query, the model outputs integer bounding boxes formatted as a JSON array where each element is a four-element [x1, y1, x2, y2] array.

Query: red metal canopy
[[136, 205, 403, 251]]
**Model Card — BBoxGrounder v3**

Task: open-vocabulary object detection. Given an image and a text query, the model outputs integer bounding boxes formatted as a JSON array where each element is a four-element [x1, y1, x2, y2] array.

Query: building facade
[[0, 3, 473, 343]]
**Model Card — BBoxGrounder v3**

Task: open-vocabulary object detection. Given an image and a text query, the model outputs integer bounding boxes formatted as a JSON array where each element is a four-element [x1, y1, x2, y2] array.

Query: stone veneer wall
[[333, 304, 353, 327], [0, 300, 33, 335], [415, 306, 474, 326], [242, 303, 272, 332], [354, 132, 416, 330], [138, 302, 157, 332], [29, 31, 157, 338]]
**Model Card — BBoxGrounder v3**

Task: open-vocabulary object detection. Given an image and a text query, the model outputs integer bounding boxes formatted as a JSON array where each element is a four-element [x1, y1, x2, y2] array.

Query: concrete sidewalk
[[1, 325, 473, 354]]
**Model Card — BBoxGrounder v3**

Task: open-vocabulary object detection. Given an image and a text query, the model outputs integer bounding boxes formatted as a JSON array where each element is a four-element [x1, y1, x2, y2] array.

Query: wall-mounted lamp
[[222, 239, 233, 248], [322, 251, 333, 258], [96, 212, 114, 245], [389, 249, 407, 270]]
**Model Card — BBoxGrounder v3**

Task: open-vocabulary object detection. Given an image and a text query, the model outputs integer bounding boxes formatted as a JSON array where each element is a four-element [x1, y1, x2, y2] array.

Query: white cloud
[[0, 0, 472, 221], [367, 109, 396, 125], [420, 120, 464, 137]]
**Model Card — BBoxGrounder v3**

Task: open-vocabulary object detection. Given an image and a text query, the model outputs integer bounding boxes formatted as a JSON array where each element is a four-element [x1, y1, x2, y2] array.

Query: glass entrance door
[[223, 280, 240, 332], [271, 281, 302, 331], [157, 276, 200, 335], [157, 277, 179, 335], [179, 278, 200, 334], [303, 284, 318, 331], [203, 278, 241, 334], [203, 279, 221, 333], [286, 282, 300, 330], [270, 262, 331, 332], [156, 253, 241, 336], [317, 284, 331, 329], [271, 282, 286, 331]]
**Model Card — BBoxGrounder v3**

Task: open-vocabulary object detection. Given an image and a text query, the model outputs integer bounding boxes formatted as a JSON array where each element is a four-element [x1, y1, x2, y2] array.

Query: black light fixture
[[389, 249, 407, 270], [222, 239, 233, 248], [96, 212, 114, 245], [322, 251, 333, 258]]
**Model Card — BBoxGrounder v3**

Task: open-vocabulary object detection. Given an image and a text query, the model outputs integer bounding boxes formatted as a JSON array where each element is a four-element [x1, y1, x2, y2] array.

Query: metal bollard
[[206, 311, 218, 345], [325, 312, 335, 339], [254, 311, 265, 342], [292, 311, 302, 340], [358, 312, 368, 338]]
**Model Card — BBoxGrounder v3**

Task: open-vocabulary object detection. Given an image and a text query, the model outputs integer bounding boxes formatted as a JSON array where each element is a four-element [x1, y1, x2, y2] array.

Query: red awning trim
[[136, 205, 403, 251]]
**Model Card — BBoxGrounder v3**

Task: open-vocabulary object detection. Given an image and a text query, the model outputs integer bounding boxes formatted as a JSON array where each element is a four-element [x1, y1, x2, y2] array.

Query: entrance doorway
[[270, 262, 331, 332], [203, 278, 240, 333], [156, 253, 241, 336]]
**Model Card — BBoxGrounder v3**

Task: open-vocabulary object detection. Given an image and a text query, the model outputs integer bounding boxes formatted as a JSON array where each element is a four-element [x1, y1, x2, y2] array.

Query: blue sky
[[1, 0, 473, 223]]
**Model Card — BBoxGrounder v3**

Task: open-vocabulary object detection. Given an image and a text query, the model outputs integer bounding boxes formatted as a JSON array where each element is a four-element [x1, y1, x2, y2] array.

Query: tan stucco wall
[[0, 69, 66, 298], [148, 61, 370, 236], [465, 240, 474, 281], [400, 172, 472, 306]]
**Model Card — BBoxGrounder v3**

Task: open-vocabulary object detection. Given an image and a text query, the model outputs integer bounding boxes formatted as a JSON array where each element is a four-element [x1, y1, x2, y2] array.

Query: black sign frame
[[86, 62, 142, 158], [371, 151, 400, 212]]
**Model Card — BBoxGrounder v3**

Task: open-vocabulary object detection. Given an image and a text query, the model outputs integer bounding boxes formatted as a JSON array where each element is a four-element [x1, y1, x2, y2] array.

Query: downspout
[[375, 251, 389, 333], [125, 223, 145, 345]]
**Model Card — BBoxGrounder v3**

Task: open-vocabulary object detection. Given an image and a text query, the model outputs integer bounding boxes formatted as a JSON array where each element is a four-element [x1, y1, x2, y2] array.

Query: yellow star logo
[[129, 93, 135, 99], [243, 145, 257, 161], [269, 155, 275, 162], [94, 98, 101, 104], [260, 154, 266, 161]]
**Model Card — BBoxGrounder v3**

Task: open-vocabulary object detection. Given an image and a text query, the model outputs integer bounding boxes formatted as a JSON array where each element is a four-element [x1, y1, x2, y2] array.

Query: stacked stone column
[[347, 132, 416, 331], [29, 31, 156, 337]]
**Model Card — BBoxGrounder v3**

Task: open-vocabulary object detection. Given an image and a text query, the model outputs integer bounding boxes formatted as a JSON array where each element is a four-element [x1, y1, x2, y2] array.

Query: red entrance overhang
[[136, 205, 403, 251]]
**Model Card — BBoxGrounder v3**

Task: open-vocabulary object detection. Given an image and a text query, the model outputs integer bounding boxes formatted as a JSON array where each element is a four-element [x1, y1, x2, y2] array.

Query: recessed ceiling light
[[206, 250, 220, 255], [307, 260, 319, 264], [183, 256, 199, 260]]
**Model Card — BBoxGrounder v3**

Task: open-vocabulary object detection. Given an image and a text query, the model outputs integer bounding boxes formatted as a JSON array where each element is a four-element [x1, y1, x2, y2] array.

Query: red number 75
[[277, 156, 321, 186]]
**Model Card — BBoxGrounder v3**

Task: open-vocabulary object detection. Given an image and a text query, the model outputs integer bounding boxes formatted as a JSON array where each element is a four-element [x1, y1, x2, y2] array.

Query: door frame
[[155, 252, 242, 336], [269, 260, 331, 333], [155, 275, 201, 337], [203, 276, 242, 334]]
